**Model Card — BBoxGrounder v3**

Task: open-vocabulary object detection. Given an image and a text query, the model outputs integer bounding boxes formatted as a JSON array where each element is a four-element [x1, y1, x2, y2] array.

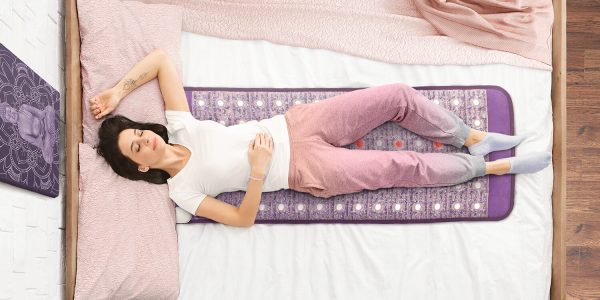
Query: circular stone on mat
[[474, 203, 481, 210], [395, 203, 401, 211], [474, 119, 481, 126], [355, 203, 362, 210], [276, 100, 283, 106], [259, 204, 265, 211], [197, 99, 205, 106], [217, 100, 224, 106], [278, 204, 285, 211], [256, 100, 263, 107], [434, 203, 441, 210], [433, 99, 440, 105], [472, 98, 480, 105], [453, 203, 461, 210], [237, 100, 244, 107], [452, 98, 460, 106], [297, 204, 304, 211], [375, 203, 382, 211], [294, 100, 302, 105], [415, 203, 421, 211], [336, 203, 343, 211], [475, 182, 482, 189], [317, 203, 323, 210]]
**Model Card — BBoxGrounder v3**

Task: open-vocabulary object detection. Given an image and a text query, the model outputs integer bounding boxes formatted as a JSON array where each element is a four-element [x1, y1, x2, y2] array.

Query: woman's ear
[[138, 166, 149, 173]]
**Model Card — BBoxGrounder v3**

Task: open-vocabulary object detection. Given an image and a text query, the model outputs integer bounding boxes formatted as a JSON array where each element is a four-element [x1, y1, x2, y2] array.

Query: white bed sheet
[[176, 32, 554, 300]]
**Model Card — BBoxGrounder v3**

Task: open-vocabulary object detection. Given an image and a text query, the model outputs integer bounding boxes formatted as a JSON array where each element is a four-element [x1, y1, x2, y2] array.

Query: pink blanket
[[136, 0, 552, 70], [415, 0, 553, 66]]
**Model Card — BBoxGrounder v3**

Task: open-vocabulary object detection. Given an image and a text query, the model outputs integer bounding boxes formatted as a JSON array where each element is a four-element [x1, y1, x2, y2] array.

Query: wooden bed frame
[[64, 0, 567, 299]]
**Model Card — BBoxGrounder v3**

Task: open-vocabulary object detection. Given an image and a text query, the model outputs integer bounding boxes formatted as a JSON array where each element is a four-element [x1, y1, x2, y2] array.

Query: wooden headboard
[[64, 0, 567, 299], [65, 0, 81, 299]]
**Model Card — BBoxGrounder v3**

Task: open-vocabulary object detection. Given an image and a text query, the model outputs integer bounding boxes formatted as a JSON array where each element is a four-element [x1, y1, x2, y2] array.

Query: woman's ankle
[[485, 159, 511, 175], [464, 129, 486, 147]]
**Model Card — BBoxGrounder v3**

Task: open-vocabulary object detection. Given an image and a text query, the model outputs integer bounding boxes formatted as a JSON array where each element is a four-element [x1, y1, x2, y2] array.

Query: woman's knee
[[390, 83, 415, 97], [384, 83, 418, 109]]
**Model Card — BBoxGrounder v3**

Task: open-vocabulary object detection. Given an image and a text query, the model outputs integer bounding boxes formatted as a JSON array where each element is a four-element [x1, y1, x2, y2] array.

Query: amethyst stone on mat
[[183, 86, 514, 224], [0, 43, 60, 197]]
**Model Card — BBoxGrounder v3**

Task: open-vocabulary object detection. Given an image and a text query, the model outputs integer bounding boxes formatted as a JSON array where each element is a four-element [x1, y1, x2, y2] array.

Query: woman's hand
[[247, 132, 274, 178], [89, 88, 120, 119]]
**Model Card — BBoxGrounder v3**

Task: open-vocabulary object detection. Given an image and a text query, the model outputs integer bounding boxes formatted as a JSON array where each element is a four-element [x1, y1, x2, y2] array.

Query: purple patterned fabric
[[183, 86, 514, 223], [0, 43, 59, 198]]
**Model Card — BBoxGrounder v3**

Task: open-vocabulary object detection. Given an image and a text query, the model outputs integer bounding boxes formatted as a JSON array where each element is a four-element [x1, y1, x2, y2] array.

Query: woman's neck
[[157, 144, 191, 178]]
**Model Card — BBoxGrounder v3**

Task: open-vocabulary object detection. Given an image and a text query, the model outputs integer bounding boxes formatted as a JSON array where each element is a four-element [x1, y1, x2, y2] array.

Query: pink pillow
[[78, 0, 183, 145], [76, 143, 179, 299]]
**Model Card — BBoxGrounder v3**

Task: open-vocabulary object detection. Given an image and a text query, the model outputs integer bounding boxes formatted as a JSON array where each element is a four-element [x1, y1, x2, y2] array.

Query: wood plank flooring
[[567, 0, 600, 298]]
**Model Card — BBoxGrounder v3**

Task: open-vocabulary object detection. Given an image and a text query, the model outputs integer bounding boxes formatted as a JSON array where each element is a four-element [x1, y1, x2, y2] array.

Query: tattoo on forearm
[[120, 72, 148, 96]]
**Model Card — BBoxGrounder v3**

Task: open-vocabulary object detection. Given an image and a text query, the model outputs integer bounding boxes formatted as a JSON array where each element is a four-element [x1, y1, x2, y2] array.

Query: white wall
[[0, 0, 66, 299]]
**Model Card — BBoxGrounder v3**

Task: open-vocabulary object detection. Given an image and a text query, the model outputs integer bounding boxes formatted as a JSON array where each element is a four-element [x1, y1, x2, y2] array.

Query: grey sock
[[468, 132, 530, 156], [503, 152, 552, 174]]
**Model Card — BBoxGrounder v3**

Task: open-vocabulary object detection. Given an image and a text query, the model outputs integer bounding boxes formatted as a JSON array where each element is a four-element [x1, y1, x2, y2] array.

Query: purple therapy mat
[[0, 43, 59, 197], [182, 86, 514, 224]]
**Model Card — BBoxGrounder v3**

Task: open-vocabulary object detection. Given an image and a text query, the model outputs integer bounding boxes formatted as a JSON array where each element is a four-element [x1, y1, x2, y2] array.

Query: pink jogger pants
[[283, 83, 487, 198]]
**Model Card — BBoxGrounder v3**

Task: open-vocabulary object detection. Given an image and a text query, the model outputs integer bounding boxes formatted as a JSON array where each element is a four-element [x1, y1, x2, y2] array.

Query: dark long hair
[[97, 115, 170, 184]]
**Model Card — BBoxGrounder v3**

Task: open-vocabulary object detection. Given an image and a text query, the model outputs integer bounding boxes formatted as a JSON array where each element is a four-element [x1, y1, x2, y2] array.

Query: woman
[[90, 49, 551, 227]]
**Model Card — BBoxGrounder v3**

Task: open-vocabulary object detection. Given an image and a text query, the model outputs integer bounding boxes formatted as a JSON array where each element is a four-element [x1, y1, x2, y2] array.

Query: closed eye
[[137, 130, 144, 152], [131, 129, 143, 154]]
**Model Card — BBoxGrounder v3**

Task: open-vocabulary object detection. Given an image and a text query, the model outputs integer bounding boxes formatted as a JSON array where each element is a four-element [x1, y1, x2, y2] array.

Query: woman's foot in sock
[[491, 152, 552, 175], [466, 130, 530, 156]]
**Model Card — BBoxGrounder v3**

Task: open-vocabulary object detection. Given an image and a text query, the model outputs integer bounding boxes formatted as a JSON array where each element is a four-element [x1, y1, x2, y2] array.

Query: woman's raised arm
[[90, 48, 189, 119]]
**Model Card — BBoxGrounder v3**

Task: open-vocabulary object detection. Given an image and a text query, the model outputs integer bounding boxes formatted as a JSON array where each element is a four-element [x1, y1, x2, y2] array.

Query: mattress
[[176, 32, 554, 300]]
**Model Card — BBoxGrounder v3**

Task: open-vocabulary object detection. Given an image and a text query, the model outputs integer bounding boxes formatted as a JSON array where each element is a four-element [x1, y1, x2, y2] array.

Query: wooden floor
[[567, 0, 600, 299]]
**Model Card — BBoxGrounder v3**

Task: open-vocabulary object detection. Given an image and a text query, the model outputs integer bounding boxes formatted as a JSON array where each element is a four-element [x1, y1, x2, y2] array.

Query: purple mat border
[[182, 85, 515, 224]]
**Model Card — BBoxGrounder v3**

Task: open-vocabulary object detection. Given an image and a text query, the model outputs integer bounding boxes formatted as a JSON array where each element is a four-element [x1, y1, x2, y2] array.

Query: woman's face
[[118, 128, 166, 171]]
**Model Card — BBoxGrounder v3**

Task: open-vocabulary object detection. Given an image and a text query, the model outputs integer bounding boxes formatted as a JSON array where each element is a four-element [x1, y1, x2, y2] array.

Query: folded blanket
[[134, 0, 551, 70], [414, 0, 553, 66]]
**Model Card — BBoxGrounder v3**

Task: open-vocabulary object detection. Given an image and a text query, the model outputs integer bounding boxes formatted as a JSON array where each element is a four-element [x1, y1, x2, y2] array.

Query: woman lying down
[[89, 49, 551, 227]]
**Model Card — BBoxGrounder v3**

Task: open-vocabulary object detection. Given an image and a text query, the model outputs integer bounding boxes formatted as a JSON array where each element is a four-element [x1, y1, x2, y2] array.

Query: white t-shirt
[[165, 110, 290, 215]]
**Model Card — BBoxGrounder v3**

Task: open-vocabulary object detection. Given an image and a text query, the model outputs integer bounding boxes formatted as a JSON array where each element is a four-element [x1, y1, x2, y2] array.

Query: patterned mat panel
[[182, 86, 514, 224], [0, 43, 59, 197]]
